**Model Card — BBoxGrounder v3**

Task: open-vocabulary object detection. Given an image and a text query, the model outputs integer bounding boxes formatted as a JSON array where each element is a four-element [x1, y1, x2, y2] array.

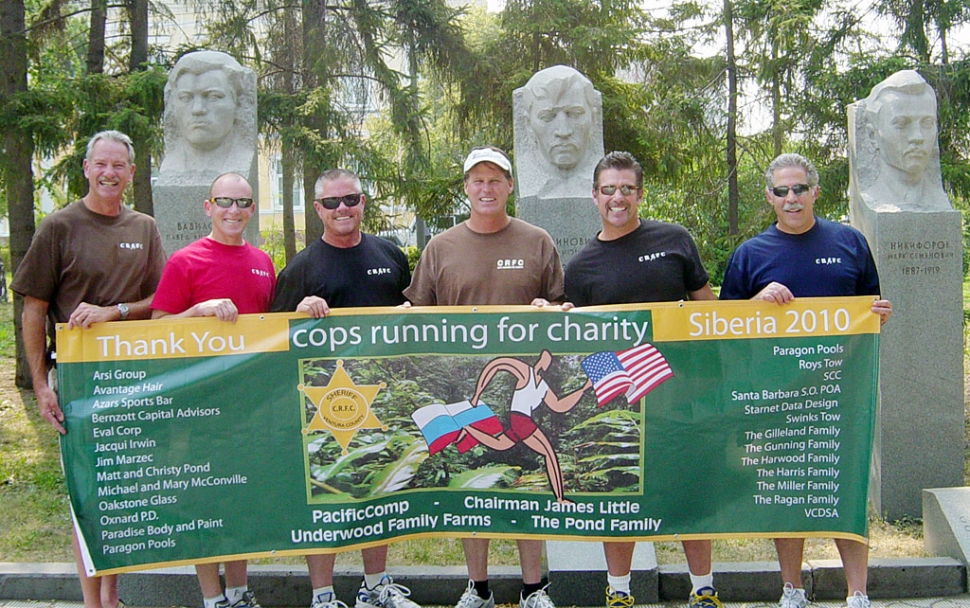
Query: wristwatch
[[116, 303, 129, 321]]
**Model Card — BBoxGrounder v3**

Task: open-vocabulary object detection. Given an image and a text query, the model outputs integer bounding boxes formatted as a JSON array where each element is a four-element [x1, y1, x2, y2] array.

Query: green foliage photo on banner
[[54, 298, 879, 575]]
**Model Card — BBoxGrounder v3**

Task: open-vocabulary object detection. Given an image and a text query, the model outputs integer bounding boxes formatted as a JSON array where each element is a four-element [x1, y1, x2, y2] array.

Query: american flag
[[581, 343, 673, 407]]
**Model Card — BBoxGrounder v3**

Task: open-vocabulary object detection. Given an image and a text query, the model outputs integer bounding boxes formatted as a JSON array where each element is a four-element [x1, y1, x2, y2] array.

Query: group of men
[[14, 130, 890, 608]]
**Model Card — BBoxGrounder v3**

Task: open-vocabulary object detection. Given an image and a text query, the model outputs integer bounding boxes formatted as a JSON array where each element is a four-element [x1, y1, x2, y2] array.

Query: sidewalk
[[1, 556, 967, 608], [5, 599, 970, 608]]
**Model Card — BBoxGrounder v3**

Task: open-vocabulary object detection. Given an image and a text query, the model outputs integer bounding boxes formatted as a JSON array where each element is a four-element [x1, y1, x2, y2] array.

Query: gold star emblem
[[299, 360, 387, 454]]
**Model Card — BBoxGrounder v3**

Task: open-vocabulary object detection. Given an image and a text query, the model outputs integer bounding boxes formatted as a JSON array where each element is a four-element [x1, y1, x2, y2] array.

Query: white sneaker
[[357, 576, 421, 608], [520, 586, 555, 608], [778, 583, 808, 608], [846, 591, 870, 608], [312, 591, 348, 608], [455, 581, 495, 608]]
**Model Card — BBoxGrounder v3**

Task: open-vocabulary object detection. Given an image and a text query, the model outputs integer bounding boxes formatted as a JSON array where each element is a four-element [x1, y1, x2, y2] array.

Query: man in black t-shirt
[[271, 169, 414, 608], [271, 171, 409, 314], [564, 152, 718, 608]]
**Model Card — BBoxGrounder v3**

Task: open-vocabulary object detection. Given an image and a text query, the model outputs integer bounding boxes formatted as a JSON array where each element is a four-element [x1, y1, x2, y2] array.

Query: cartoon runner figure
[[459, 350, 591, 502]]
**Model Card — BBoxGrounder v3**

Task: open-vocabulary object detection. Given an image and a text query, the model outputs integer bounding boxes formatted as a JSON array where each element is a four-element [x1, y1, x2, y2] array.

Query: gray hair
[[315, 169, 363, 198], [86, 130, 135, 164], [764, 153, 819, 189]]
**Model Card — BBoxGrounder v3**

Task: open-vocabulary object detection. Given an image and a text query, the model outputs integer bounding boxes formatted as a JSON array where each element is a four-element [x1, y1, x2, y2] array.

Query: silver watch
[[116, 302, 129, 321]]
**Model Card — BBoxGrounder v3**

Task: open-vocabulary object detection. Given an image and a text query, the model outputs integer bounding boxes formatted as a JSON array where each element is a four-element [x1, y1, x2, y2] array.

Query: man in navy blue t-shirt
[[721, 153, 891, 608]]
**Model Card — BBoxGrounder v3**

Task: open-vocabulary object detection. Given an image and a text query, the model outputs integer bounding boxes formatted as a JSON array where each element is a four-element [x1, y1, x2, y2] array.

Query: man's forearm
[[22, 297, 51, 389], [125, 293, 156, 320]]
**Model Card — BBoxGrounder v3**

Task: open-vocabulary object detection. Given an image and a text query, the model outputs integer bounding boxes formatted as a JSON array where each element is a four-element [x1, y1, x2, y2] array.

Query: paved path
[[7, 599, 970, 608]]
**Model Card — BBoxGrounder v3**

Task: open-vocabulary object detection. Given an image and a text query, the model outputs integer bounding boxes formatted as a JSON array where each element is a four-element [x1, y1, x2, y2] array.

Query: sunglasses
[[316, 193, 363, 210], [771, 184, 811, 197], [598, 185, 638, 196], [210, 197, 255, 209]]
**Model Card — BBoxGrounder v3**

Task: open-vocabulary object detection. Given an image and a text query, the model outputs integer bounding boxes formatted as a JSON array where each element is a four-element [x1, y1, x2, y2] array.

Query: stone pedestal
[[517, 196, 598, 262], [924, 488, 970, 563], [546, 540, 658, 604], [153, 179, 260, 254], [850, 208, 964, 519]]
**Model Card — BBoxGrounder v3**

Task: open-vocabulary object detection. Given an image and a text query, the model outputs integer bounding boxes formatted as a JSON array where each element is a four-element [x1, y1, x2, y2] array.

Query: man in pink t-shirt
[[151, 172, 275, 608]]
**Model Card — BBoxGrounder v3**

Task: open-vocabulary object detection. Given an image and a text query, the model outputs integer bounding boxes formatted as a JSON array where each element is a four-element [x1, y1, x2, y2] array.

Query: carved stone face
[[528, 84, 592, 171], [173, 69, 237, 152], [871, 90, 937, 182]]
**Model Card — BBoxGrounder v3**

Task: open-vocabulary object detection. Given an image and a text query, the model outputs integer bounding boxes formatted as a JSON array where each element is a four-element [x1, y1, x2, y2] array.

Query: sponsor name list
[[88, 368, 246, 557]]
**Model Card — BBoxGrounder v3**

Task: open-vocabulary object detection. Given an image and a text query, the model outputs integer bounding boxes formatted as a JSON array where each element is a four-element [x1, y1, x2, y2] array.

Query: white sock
[[226, 586, 248, 604], [313, 587, 335, 604], [204, 595, 227, 608], [689, 573, 713, 594], [607, 573, 631, 595], [365, 572, 387, 589]]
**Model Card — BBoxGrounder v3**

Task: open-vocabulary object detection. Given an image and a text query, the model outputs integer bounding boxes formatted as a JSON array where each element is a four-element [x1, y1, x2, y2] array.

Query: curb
[[1, 557, 965, 607]]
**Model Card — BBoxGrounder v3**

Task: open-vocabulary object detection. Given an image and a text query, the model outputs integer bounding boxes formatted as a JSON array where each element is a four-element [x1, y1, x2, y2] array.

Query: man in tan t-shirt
[[11, 130, 165, 608], [404, 146, 562, 608]]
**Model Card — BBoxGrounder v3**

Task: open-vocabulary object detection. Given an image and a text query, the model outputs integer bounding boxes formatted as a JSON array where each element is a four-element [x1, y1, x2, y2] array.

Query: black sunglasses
[[771, 184, 811, 197], [316, 193, 363, 210], [210, 197, 255, 209]]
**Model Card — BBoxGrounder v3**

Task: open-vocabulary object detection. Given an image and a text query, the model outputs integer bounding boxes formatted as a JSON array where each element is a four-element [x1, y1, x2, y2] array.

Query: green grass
[[0, 278, 14, 359], [0, 301, 73, 561]]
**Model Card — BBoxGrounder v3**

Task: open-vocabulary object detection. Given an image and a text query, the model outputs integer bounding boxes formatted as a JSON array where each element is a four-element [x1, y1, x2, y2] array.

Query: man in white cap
[[405, 145, 564, 608]]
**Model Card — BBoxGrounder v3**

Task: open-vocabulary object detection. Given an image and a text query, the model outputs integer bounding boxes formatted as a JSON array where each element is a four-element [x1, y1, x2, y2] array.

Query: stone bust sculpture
[[853, 70, 950, 212], [513, 65, 603, 200], [159, 51, 257, 182]]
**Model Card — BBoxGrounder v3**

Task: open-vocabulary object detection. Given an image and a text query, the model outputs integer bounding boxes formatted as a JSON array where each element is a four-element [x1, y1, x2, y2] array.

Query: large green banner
[[55, 297, 879, 576]]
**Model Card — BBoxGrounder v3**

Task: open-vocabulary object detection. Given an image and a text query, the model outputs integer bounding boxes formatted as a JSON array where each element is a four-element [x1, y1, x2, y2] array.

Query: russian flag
[[411, 400, 503, 455]]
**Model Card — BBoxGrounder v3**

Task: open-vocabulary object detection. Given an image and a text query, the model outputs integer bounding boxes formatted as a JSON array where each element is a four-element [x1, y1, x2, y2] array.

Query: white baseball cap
[[463, 147, 512, 174]]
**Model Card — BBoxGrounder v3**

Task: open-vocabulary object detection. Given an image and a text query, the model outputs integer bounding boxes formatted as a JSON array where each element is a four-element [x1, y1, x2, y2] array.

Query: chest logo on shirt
[[251, 268, 272, 278], [497, 259, 524, 270], [368, 267, 393, 276], [119, 242, 144, 250], [300, 360, 387, 455], [815, 257, 842, 265], [638, 252, 667, 263]]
